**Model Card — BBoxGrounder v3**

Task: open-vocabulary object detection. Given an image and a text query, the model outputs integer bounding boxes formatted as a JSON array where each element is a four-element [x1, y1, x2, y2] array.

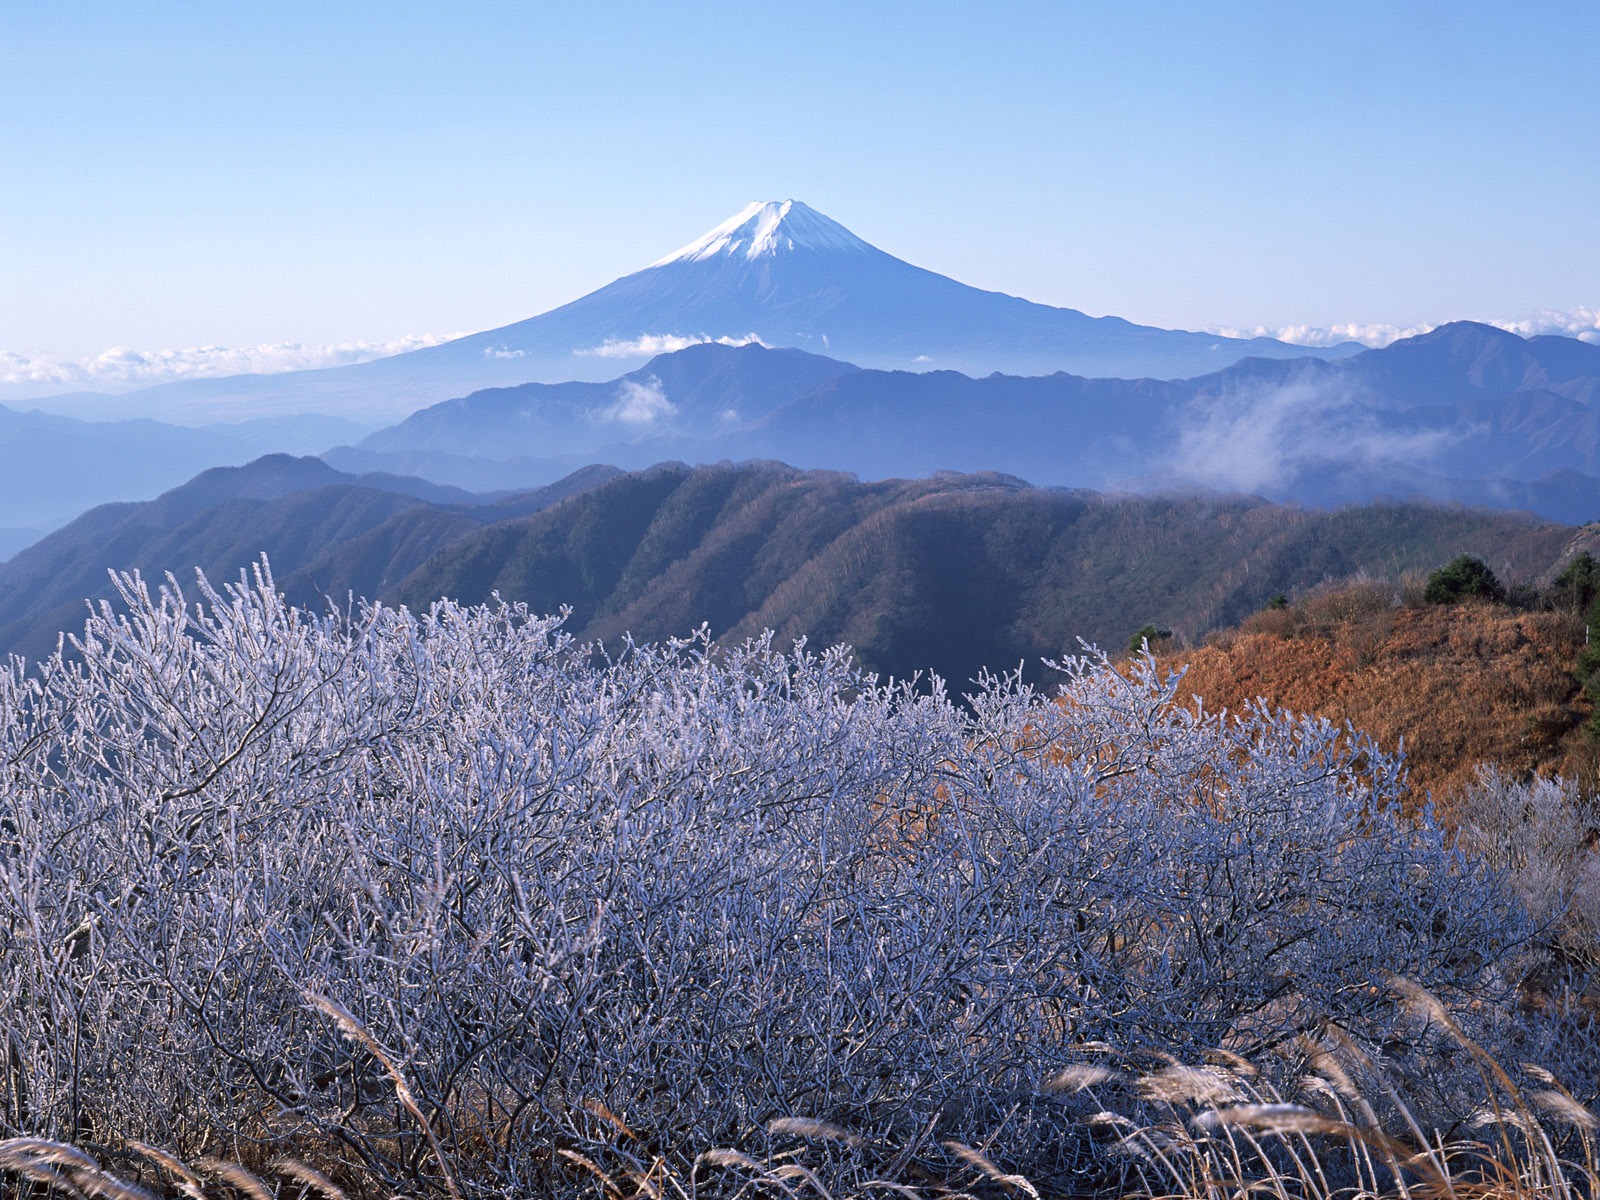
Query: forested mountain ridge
[[0, 456, 1573, 686], [0, 456, 620, 658], [393, 462, 1567, 686], [11, 319, 1599, 559]]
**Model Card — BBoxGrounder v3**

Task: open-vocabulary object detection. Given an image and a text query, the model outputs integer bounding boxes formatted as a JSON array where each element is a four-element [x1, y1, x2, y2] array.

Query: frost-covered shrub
[[1456, 765, 1600, 948], [0, 562, 1540, 1194]]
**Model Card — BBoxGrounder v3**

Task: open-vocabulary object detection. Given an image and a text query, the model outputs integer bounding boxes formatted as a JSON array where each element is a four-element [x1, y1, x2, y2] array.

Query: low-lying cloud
[[576, 333, 766, 359], [1216, 306, 1600, 348], [0, 333, 466, 397], [597, 376, 677, 426], [1216, 322, 1435, 348], [1161, 380, 1467, 496], [1490, 306, 1600, 343]]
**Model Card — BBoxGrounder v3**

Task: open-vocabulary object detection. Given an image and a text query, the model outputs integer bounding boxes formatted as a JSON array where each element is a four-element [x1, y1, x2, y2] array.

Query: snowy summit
[[651, 200, 875, 266]]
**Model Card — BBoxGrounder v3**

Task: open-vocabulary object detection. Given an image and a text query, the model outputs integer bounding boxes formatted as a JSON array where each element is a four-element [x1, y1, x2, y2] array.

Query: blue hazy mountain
[[70, 201, 1360, 423], [0, 406, 371, 560], [419, 200, 1355, 381], [326, 321, 1600, 524], [359, 342, 856, 457]]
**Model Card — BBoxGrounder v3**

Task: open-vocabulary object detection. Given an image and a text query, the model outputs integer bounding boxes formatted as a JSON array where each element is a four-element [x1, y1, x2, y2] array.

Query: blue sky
[[4, 2, 1598, 386]]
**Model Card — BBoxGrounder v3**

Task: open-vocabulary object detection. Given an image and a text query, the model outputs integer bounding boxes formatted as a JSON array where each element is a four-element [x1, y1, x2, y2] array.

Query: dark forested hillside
[[0, 455, 1574, 682], [397, 462, 1567, 685], [0, 457, 620, 658]]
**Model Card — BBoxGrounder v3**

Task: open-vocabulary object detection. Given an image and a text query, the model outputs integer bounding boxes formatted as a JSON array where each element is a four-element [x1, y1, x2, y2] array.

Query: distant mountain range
[[34, 201, 1359, 423], [0, 456, 1569, 684], [0, 407, 369, 559], [322, 320, 1600, 524], [6, 316, 1599, 564], [5, 198, 1598, 577]]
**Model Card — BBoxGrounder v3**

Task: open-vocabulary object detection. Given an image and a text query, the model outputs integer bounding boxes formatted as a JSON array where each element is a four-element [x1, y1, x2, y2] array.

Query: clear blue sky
[[4, 1, 1599, 366]]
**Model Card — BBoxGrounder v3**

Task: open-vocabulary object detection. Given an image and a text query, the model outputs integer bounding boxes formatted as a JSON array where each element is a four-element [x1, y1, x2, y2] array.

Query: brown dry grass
[[9, 981, 1596, 1200], [1168, 593, 1596, 822]]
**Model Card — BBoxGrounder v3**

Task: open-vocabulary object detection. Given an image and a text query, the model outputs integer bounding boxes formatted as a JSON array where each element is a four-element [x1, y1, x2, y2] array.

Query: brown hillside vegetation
[[1161, 584, 1595, 816]]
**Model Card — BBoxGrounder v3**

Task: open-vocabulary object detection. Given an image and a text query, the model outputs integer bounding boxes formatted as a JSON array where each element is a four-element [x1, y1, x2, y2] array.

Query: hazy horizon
[[5, 3, 1599, 401]]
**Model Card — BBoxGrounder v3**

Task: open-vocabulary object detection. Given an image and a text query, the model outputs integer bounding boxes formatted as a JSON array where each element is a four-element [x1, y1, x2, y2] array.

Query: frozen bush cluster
[[0, 562, 1540, 1193], [1456, 765, 1600, 947]]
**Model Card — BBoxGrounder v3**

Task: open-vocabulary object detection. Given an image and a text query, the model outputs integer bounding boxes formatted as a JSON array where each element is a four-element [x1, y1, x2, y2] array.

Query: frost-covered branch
[[0, 560, 1550, 1194]]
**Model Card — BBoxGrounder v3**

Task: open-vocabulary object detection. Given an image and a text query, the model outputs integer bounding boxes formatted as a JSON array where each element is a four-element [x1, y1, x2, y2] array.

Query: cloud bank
[[1490, 306, 1600, 343], [1216, 306, 1600, 348], [576, 333, 766, 359], [0, 333, 466, 397]]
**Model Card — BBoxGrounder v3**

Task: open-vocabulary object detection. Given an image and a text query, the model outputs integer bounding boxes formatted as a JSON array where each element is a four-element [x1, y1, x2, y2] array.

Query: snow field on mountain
[[650, 199, 878, 265]]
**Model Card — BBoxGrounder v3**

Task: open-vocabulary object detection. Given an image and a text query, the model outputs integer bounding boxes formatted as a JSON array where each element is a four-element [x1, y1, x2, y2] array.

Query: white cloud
[[575, 332, 766, 359], [1212, 321, 1434, 348], [483, 346, 526, 359], [1214, 306, 1600, 349], [1162, 380, 1466, 495], [1492, 306, 1600, 344], [0, 333, 467, 395], [597, 376, 677, 426]]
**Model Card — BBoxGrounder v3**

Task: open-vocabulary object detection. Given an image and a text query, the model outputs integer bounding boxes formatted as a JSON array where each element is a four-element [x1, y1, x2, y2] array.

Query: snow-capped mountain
[[70, 200, 1360, 422], [650, 200, 876, 263]]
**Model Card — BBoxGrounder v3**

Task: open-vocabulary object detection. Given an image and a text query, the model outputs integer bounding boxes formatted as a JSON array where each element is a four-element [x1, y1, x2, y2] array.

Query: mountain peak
[[650, 200, 875, 267], [1411, 320, 1527, 345]]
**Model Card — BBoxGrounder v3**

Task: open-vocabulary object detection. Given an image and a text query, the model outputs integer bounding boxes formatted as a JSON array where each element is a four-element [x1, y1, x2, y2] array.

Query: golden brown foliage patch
[[1167, 591, 1594, 820]]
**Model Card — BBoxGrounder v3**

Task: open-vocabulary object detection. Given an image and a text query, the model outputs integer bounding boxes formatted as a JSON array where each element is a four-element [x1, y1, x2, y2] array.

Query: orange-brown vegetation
[[1162, 583, 1596, 820]]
